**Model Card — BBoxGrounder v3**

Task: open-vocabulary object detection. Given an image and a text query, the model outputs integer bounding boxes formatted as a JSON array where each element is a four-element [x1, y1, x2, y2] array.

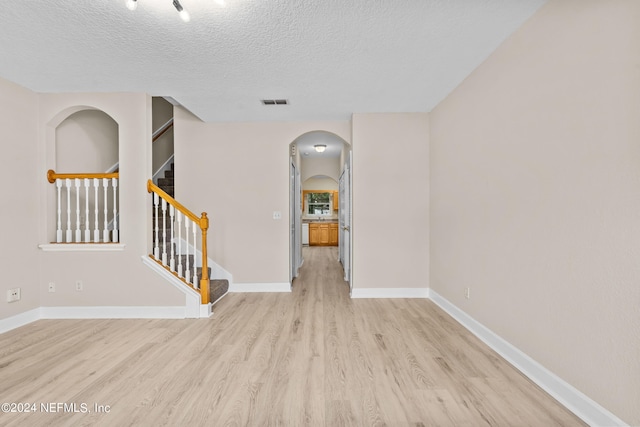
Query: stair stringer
[[177, 237, 232, 305], [140, 255, 212, 319]]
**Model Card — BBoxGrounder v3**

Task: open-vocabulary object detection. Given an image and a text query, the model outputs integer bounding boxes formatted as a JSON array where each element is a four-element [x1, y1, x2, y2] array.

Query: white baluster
[[184, 217, 191, 284], [169, 205, 175, 272], [176, 211, 183, 277], [56, 179, 63, 243], [112, 177, 118, 242], [192, 220, 198, 287], [103, 178, 110, 242], [65, 179, 72, 242], [84, 179, 90, 242], [161, 198, 167, 266], [153, 192, 160, 259], [93, 178, 100, 242], [75, 178, 81, 242]]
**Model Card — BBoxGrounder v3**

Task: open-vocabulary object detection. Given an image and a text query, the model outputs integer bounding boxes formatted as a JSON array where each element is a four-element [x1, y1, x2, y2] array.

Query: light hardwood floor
[[0, 247, 585, 426]]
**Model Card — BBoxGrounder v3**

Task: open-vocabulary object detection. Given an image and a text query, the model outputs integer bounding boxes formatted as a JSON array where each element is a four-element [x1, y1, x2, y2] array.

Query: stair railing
[[47, 170, 119, 243], [147, 180, 210, 304]]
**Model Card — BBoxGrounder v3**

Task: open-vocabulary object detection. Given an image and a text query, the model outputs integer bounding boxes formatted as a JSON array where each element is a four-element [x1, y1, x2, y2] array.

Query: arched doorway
[[289, 131, 352, 291]]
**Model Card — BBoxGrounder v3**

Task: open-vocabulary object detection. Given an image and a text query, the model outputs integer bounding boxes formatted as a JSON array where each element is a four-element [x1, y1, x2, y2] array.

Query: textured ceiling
[[0, 0, 547, 123]]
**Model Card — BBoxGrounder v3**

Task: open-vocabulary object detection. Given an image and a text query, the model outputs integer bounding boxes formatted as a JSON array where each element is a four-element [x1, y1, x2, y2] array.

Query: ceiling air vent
[[261, 99, 289, 105]]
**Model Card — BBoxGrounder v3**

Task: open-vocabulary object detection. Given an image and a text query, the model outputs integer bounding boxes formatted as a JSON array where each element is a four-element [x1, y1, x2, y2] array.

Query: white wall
[[0, 77, 39, 320], [352, 113, 429, 291], [174, 108, 350, 285], [429, 0, 640, 424]]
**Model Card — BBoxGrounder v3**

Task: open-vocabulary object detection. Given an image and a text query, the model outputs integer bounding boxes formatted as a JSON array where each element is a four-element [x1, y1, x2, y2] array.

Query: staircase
[[155, 163, 229, 304]]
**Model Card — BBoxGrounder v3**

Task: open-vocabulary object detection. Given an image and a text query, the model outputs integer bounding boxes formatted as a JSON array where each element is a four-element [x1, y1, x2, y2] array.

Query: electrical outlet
[[273, 211, 282, 220], [76, 280, 83, 291], [6, 288, 21, 302], [48, 282, 56, 293], [464, 287, 471, 299]]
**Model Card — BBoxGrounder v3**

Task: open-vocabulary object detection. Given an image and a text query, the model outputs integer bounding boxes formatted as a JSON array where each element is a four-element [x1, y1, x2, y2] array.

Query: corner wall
[[429, 0, 640, 424]]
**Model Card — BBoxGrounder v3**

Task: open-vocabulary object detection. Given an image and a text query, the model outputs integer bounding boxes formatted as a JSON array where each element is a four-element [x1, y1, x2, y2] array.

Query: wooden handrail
[[147, 180, 204, 226], [147, 179, 210, 304], [47, 169, 119, 184], [152, 118, 174, 143]]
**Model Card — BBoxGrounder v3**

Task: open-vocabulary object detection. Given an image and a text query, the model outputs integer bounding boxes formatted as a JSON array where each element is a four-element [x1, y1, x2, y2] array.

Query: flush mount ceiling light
[[125, 0, 225, 21], [314, 145, 327, 153]]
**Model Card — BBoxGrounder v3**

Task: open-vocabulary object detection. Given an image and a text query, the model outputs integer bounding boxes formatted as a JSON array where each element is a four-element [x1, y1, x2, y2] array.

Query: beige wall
[[429, 0, 640, 424], [174, 108, 350, 284], [0, 77, 39, 319], [302, 177, 338, 191], [301, 156, 341, 183], [352, 113, 429, 290], [37, 92, 183, 307], [55, 110, 119, 173]]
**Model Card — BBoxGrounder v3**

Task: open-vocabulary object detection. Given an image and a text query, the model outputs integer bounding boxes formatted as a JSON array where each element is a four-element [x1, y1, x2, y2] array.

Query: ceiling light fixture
[[173, 0, 190, 22], [126, 0, 205, 21], [314, 145, 327, 153]]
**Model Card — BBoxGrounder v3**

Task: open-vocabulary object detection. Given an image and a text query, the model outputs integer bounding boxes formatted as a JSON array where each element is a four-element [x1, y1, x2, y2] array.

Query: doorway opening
[[289, 131, 352, 294]]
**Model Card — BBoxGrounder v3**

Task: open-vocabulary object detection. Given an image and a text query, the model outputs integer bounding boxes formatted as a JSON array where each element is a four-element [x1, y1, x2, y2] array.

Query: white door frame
[[339, 151, 352, 290], [289, 159, 302, 283]]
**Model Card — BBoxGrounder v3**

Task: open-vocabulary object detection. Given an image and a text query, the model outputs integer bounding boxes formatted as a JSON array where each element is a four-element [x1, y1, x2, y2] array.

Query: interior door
[[339, 152, 352, 288]]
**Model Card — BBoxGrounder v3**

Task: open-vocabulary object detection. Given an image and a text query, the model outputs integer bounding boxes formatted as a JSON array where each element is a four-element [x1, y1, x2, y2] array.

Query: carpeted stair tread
[[209, 279, 229, 304]]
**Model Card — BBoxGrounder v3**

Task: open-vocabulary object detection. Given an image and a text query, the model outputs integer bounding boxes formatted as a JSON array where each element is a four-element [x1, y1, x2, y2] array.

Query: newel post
[[199, 212, 210, 305]]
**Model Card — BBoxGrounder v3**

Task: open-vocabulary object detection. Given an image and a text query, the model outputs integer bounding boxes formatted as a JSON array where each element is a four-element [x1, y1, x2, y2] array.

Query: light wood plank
[[0, 247, 585, 426]]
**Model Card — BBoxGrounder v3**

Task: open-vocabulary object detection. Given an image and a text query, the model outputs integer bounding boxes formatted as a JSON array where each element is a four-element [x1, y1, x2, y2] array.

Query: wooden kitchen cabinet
[[309, 222, 339, 246], [329, 223, 339, 245], [309, 224, 319, 245]]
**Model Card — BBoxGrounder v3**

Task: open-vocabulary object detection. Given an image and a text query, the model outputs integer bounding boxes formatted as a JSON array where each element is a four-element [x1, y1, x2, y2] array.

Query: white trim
[[229, 282, 291, 293], [40, 306, 187, 319], [200, 303, 212, 318], [0, 308, 41, 334], [39, 243, 126, 252], [428, 289, 628, 427], [141, 255, 205, 318], [351, 287, 429, 299]]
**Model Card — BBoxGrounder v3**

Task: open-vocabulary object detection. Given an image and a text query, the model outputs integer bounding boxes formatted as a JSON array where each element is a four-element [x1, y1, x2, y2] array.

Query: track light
[[125, 0, 194, 22], [173, 0, 190, 22]]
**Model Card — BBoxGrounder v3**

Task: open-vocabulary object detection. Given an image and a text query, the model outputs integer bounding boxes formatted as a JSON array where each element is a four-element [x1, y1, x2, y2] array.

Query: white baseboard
[[351, 287, 429, 299], [229, 282, 291, 293], [0, 308, 41, 334], [428, 289, 628, 427], [40, 306, 188, 319]]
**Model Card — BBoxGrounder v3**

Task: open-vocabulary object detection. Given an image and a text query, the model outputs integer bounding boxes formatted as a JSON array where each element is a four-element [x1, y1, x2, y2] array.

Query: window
[[306, 192, 332, 215]]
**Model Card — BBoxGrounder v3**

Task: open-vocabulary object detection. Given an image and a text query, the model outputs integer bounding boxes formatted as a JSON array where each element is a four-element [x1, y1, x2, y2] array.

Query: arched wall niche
[[44, 105, 120, 243]]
